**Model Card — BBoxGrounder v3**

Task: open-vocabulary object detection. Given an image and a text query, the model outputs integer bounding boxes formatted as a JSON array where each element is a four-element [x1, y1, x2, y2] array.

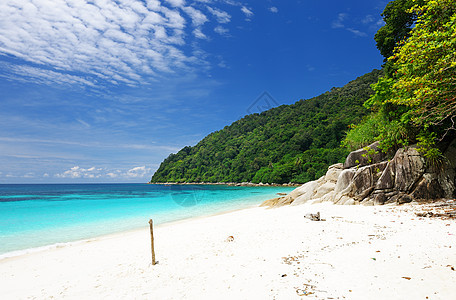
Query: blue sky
[[0, 0, 388, 183]]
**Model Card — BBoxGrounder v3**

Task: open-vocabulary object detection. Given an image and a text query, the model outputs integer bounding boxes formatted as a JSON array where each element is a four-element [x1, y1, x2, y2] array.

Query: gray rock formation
[[261, 139, 456, 208], [343, 141, 386, 169]]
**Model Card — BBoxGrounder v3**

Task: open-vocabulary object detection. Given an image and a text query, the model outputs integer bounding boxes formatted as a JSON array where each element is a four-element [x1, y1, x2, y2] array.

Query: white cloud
[[193, 28, 208, 39], [269, 7, 278, 13], [183, 6, 208, 26], [214, 26, 229, 35], [332, 13, 347, 29], [126, 166, 152, 178], [241, 6, 253, 17], [207, 7, 231, 23], [0, 63, 96, 88], [55, 165, 152, 180], [332, 13, 367, 37], [0, 136, 180, 153], [362, 15, 374, 24], [55, 166, 102, 179], [347, 28, 367, 37], [166, 0, 186, 7], [0, 0, 250, 87]]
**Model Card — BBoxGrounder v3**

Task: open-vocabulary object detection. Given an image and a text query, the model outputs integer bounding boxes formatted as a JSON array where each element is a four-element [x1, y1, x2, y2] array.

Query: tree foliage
[[345, 0, 456, 161], [390, 0, 456, 131], [151, 70, 382, 184], [375, 0, 424, 60]]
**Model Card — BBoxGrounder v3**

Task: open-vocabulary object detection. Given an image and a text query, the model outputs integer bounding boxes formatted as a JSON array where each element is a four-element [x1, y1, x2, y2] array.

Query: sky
[[0, 0, 388, 183]]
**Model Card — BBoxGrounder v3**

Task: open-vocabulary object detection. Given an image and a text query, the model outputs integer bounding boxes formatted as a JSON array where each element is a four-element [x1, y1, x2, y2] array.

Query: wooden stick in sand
[[149, 219, 156, 265]]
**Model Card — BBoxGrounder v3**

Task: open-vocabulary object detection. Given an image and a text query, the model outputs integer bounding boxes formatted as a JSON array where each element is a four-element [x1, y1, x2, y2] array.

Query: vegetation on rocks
[[344, 0, 456, 165]]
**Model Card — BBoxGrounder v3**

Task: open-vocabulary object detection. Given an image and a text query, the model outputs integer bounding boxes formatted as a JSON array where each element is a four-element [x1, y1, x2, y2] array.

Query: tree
[[345, 0, 456, 165], [389, 0, 456, 136], [375, 0, 424, 60]]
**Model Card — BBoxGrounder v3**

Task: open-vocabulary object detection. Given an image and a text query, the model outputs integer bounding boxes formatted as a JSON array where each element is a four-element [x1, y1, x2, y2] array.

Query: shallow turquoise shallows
[[0, 183, 293, 256]]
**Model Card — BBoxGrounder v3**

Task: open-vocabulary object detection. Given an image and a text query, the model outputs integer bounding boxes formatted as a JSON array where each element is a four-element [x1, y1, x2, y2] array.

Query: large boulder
[[375, 147, 425, 194], [334, 169, 356, 195], [410, 173, 445, 200], [344, 161, 388, 201], [263, 139, 456, 208], [375, 159, 396, 191], [314, 181, 336, 199], [324, 163, 344, 182], [343, 141, 386, 169], [439, 139, 456, 198], [291, 178, 324, 205], [393, 147, 425, 193]]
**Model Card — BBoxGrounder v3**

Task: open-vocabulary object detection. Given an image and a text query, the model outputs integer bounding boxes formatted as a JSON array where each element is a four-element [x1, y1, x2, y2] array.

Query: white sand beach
[[1, 202, 455, 299]]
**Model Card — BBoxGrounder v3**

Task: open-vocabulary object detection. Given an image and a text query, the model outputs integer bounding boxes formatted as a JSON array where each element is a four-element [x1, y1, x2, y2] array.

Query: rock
[[334, 169, 356, 194], [343, 198, 356, 205], [263, 139, 456, 208], [304, 212, 324, 221], [344, 141, 386, 169], [439, 140, 456, 198], [375, 159, 396, 190], [325, 163, 343, 182], [291, 179, 323, 206], [362, 199, 375, 206], [334, 195, 354, 205], [397, 194, 413, 204], [259, 197, 284, 207], [393, 147, 425, 193], [314, 182, 336, 199], [410, 173, 445, 200], [342, 155, 388, 202], [372, 193, 387, 205], [438, 167, 456, 199], [346, 165, 375, 201], [311, 197, 324, 204], [320, 191, 335, 203]]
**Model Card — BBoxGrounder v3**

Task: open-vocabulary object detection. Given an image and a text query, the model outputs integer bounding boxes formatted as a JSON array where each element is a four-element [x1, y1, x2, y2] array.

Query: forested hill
[[151, 69, 382, 184]]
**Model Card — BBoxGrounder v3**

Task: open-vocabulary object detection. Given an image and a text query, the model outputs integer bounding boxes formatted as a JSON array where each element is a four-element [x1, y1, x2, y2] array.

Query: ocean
[[0, 183, 293, 257]]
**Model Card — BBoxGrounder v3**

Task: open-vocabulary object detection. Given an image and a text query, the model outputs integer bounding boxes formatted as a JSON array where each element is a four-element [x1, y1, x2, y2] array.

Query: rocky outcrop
[[262, 139, 456, 208], [343, 141, 386, 169]]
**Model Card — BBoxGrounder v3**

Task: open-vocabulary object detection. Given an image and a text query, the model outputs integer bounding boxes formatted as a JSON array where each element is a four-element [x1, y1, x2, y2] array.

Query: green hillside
[[151, 69, 382, 184]]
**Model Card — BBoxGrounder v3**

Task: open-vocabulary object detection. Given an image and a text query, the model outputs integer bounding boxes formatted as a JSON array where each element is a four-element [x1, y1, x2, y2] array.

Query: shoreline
[[1, 201, 455, 299], [0, 202, 264, 262], [0, 184, 295, 258]]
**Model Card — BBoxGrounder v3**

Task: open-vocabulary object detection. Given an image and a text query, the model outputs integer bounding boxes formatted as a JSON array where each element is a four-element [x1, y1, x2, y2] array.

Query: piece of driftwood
[[304, 212, 325, 221], [149, 219, 156, 265]]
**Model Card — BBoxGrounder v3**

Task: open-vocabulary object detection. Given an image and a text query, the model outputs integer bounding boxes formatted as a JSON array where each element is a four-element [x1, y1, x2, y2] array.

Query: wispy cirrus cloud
[[0, 0, 252, 88], [241, 6, 253, 18], [214, 25, 229, 36], [0, 63, 97, 87], [332, 12, 368, 37], [207, 6, 231, 23], [0, 136, 180, 153]]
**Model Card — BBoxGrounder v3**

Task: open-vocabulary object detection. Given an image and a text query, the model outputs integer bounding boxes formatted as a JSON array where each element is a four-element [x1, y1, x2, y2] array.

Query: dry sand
[[1, 202, 455, 299]]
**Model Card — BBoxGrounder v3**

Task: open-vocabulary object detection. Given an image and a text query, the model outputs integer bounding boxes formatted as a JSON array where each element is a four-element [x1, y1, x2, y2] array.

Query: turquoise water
[[0, 184, 293, 256]]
